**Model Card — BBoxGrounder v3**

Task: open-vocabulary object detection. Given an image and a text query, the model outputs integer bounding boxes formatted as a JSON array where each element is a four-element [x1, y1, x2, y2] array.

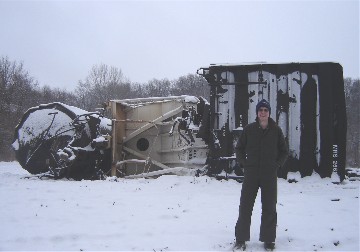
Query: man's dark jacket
[[235, 118, 288, 177]]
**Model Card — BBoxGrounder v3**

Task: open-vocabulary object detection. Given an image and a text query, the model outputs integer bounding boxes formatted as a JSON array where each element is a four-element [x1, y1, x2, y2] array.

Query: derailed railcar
[[12, 62, 347, 182], [197, 62, 347, 181]]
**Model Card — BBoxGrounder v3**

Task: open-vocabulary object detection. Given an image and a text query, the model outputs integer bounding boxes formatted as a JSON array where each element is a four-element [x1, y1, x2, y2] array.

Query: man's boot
[[264, 242, 275, 251], [233, 241, 246, 251]]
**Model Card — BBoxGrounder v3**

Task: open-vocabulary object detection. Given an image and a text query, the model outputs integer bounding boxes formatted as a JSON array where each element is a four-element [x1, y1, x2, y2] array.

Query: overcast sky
[[0, 0, 359, 91]]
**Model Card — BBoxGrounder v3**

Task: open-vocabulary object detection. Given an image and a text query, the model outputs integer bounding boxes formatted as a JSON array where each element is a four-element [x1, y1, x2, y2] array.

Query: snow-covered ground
[[0, 162, 359, 251]]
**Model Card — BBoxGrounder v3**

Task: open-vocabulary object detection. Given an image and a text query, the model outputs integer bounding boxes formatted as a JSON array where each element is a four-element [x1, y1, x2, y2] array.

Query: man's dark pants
[[235, 172, 277, 243]]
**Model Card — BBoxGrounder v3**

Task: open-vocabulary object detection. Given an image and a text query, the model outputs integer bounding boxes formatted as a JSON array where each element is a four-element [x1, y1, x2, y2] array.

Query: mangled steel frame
[[106, 95, 208, 179]]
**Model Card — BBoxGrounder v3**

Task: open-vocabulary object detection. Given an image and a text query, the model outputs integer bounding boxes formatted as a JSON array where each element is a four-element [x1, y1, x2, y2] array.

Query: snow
[[0, 162, 359, 251], [60, 103, 89, 116], [11, 139, 19, 151], [15, 108, 75, 146], [99, 118, 112, 132], [184, 96, 199, 104], [60, 102, 112, 133]]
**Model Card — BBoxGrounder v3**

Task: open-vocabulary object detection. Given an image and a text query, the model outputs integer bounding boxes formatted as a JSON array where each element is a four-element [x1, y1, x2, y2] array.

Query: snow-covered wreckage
[[12, 102, 112, 180], [12, 62, 347, 182]]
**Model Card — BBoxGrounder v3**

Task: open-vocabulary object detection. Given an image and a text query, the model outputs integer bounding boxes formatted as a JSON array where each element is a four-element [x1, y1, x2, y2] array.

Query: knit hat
[[256, 99, 271, 115]]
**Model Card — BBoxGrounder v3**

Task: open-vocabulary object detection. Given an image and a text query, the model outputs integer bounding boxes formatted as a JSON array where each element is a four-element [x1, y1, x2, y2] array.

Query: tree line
[[74, 63, 210, 112], [1, 56, 359, 167]]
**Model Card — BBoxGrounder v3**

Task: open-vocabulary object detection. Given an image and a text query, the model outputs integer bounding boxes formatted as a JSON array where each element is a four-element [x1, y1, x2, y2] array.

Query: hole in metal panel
[[136, 138, 149, 152]]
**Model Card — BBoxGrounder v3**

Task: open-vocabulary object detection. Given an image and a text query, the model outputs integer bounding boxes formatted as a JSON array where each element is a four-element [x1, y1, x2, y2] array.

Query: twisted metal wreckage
[[12, 62, 347, 182]]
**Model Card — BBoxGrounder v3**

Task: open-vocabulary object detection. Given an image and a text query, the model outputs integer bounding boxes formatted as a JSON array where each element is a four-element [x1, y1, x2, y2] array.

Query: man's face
[[257, 106, 270, 121]]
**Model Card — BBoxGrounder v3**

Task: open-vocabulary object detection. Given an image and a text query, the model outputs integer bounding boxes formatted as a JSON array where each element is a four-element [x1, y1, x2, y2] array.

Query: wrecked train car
[[197, 62, 347, 181], [13, 62, 347, 182]]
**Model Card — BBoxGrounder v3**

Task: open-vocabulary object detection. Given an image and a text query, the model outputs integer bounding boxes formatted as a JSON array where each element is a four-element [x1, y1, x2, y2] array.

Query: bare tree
[[171, 74, 210, 99], [75, 64, 129, 111], [0, 56, 38, 160], [142, 78, 171, 97]]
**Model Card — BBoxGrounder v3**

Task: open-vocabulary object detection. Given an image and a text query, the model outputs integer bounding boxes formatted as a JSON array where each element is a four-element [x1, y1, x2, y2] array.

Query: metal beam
[[123, 146, 171, 170], [123, 105, 183, 143]]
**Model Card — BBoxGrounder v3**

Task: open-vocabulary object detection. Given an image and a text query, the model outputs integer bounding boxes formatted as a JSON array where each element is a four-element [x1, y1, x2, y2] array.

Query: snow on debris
[[13, 108, 75, 148], [0, 162, 358, 251], [184, 95, 200, 104]]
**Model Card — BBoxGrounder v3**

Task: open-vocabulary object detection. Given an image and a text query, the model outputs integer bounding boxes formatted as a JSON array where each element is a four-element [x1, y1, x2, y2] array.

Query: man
[[234, 99, 288, 251]]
